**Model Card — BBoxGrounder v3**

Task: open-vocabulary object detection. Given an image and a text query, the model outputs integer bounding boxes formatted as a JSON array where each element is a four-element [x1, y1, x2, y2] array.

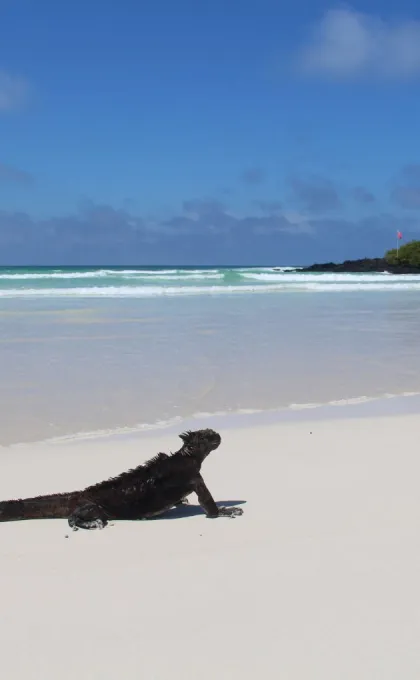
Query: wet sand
[[2, 292, 420, 445]]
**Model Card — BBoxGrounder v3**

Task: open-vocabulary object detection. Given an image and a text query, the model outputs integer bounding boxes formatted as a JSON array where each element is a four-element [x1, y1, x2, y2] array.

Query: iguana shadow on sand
[[0, 428, 244, 530]]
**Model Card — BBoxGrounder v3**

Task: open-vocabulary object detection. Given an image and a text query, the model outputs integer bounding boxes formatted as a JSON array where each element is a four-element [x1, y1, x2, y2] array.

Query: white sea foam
[[2, 280, 420, 298], [116, 269, 178, 275], [0, 285, 258, 298], [1, 267, 420, 296], [45, 415, 185, 443], [0, 270, 111, 280], [35, 390, 420, 445], [118, 269, 220, 276], [236, 266, 301, 272], [0, 268, 223, 281], [117, 269, 222, 275], [240, 272, 420, 283], [177, 269, 220, 274], [125, 273, 224, 280], [303, 282, 420, 291]]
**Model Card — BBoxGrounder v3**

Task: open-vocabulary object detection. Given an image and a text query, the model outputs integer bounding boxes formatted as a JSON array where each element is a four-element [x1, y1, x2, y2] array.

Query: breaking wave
[[0, 265, 419, 297]]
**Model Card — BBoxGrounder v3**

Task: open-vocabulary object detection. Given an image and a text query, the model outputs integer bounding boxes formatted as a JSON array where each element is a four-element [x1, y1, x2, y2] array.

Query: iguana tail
[[0, 491, 80, 522]]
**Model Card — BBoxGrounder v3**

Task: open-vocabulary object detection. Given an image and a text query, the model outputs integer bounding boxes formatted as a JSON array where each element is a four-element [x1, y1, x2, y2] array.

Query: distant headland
[[285, 239, 420, 275], [291, 258, 420, 275]]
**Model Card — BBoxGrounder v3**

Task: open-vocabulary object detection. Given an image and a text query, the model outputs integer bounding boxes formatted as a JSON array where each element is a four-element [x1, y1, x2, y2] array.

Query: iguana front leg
[[194, 475, 243, 518]]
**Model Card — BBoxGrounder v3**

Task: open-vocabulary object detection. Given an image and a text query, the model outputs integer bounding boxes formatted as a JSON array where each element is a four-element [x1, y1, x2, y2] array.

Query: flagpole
[[396, 230, 402, 257]]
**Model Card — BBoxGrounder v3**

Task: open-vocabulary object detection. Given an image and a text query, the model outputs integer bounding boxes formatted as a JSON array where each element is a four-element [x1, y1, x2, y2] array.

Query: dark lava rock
[[292, 258, 420, 275]]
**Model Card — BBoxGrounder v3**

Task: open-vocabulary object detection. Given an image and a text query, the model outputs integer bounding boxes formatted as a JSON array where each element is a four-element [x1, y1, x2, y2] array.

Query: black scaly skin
[[0, 429, 243, 530]]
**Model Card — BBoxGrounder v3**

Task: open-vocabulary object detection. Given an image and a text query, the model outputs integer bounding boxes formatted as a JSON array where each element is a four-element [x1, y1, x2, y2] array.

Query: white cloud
[[0, 71, 28, 111], [281, 210, 314, 234], [296, 7, 420, 79]]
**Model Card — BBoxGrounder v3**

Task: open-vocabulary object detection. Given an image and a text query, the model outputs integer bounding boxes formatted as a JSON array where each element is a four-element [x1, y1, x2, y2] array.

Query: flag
[[397, 230, 402, 239]]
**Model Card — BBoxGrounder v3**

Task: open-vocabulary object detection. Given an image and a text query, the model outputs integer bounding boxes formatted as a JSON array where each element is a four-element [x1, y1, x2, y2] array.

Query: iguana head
[[179, 428, 221, 461]]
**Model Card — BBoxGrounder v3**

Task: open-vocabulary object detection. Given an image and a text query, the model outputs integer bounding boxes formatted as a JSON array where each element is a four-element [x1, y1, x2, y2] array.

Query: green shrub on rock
[[385, 240, 420, 268]]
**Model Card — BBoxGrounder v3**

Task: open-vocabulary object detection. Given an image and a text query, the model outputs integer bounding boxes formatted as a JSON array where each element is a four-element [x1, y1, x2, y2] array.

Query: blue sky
[[1, 0, 420, 264]]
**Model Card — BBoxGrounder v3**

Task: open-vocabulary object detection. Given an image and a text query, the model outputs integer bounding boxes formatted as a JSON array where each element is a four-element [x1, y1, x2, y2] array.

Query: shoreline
[[4, 389, 420, 451]]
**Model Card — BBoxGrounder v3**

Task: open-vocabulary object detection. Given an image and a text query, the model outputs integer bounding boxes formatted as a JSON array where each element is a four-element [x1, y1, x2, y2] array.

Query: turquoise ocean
[[1, 265, 420, 296], [1, 265, 420, 446]]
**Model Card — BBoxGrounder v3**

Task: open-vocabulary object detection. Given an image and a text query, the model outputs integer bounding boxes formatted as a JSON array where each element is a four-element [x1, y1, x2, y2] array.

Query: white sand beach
[[1, 412, 419, 679]]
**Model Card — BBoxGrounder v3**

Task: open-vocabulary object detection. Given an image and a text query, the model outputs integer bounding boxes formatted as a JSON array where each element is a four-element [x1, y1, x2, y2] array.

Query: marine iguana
[[0, 428, 243, 530]]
